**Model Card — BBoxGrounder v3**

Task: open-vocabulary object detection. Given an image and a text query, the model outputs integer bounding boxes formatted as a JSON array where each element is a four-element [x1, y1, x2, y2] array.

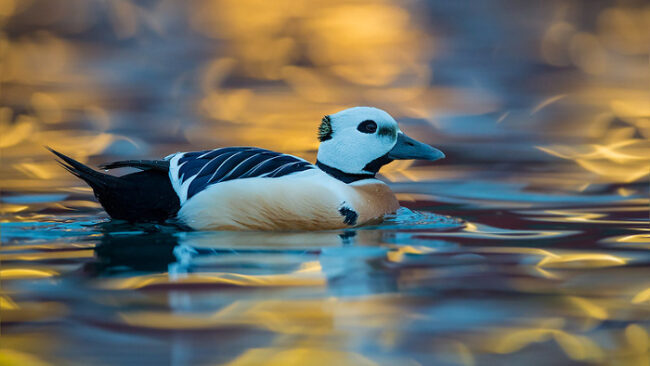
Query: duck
[[49, 107, 444, 231]]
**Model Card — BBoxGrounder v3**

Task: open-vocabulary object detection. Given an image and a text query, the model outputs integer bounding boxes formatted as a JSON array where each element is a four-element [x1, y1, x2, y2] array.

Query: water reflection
[[89, 230, 180, 274], [3, 197, 650, 364]]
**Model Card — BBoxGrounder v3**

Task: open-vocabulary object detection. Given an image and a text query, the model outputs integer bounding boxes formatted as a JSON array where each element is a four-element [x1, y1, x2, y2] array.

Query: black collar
[[315, 161, 375, 183]]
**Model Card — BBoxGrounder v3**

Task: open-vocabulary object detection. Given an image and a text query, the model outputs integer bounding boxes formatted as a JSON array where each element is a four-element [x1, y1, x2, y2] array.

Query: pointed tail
[[47, 147, 120, 190], [47, 147, 180, 222]]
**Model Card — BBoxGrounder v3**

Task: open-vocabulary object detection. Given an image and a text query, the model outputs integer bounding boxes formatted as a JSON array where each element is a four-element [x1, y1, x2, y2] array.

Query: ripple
[[368, 207, 465, 230]]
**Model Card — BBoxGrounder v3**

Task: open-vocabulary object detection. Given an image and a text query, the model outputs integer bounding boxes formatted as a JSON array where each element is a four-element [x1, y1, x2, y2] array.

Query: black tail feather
[[46, 147, 120, 189], [47, 147, 180, 223]]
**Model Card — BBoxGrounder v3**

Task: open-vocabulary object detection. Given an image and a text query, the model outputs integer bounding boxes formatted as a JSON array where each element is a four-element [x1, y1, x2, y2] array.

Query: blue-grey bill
[[387, 133, 445, 161]]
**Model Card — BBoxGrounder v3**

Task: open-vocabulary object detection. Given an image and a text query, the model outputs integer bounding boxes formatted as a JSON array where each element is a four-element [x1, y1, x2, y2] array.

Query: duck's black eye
[[357, 120, 377, 134]]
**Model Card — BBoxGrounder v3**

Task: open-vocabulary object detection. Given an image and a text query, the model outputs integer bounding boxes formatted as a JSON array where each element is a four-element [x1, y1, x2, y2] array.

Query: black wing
[[171, 147, 315, 200]]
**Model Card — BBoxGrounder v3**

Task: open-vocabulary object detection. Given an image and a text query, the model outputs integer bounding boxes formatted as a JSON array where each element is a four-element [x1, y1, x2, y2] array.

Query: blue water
[[3, 182, 649, 365]]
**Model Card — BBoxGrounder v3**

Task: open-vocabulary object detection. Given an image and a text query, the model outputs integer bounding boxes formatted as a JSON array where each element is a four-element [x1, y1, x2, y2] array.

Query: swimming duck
[[49, 107, 444, 231]]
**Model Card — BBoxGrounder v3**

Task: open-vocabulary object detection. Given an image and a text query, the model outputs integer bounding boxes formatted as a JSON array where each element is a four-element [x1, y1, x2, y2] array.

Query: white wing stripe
[[168, 148, 316, 204], [262, 161, 300, 177], [207, 151, 245, 183], [244, 154, 284, 177], [218, 152, 263, 182]]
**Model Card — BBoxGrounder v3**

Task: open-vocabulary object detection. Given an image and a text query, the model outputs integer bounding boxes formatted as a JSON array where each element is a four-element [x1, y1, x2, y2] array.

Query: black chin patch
[[362, 153, 393, 174]]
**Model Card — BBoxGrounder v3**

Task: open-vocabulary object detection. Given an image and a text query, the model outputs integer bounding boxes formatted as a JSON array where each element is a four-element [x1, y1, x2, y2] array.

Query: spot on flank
[[338, 206, 358, 226]]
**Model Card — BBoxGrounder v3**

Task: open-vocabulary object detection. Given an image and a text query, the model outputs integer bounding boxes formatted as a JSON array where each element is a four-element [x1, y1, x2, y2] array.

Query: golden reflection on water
[[100, 266, 326, 291], [535, 3, 650, 184], [0, 268, 58, 279], [222, 347, 381, 366], [0, 349, 52, 366], [2, 227, 650, 364]]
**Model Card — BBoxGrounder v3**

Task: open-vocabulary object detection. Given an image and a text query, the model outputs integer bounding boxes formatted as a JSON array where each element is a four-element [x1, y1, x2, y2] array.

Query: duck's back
[[168, 147, 316, 203]]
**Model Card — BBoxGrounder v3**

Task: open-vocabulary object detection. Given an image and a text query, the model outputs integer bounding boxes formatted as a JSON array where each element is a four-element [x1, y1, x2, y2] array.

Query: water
[[3, 182, 648, 365], [1, 1, 649, 365]]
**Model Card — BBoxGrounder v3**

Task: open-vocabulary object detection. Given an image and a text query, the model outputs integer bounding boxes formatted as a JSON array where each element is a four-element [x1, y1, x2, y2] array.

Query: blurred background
[[1, 0, 648, 189], [1, 1, 649, 365]]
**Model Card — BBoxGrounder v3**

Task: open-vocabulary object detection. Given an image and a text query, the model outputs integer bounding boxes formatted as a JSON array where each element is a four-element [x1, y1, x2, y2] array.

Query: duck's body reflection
[[89, 228, 181, 274], [86, 223, 383, 280], [84, 209, 462, 298]]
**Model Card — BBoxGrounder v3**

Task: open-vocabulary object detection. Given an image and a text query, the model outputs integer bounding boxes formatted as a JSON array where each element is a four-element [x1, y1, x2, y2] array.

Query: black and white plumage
[[168, 147, 315, 202], [50, 107, 445, 231]]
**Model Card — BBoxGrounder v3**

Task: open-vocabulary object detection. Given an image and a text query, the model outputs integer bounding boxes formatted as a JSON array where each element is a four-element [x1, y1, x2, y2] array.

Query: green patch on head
[[318, 115, 333, 142], [377, 126, 397, 139]]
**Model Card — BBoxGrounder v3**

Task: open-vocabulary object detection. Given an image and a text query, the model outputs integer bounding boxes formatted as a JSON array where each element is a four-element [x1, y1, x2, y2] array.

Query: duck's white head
[[316, 106, 444, 181]]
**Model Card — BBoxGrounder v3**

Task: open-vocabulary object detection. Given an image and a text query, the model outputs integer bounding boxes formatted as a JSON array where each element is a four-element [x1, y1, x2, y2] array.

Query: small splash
[[371, 207, 465, 230]]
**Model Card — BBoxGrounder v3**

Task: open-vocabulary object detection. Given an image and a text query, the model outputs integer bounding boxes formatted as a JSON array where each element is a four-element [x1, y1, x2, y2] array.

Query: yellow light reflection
[[416, 222, 577, 240], [101, 270, 325, 290], [0, 243, 95, 252], [491, 328, 553, 354], [0, 0, 16, 18], [0, 203, 29, 214], [0, 250, 94, 261], [118, 295, 404, 337], [53, 200, 102, 210], [632, 288, 650, 304], [537, 253, 627, 268], [536, 5, 650, 185], [553, 331, 603, 362], [13, 162, 58, 179], [0, 295, 20, 310], [537, 140, 650, 184], [386, 245, 437, 262], [488, 328, 604, 362], [224, 347, 379, 366], [526, 208, 647, 225], [530, 94, 566, 115], [566, 297, 608, 320], [0, 268, 58, 279], [0, 349, 51, 366], [0, 112, 35, 148], [600, 233, 650, 250], [625, 324, 649, 353]]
